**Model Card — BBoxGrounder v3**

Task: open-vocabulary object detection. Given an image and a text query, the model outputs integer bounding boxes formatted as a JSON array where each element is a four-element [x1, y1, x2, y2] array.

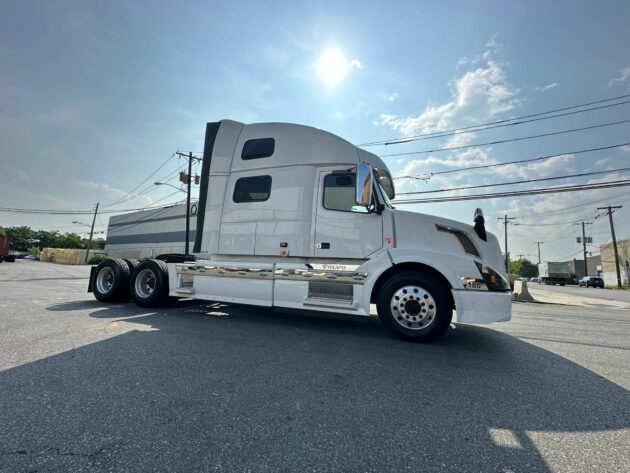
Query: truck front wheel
[[92, 258, 131, 302], [130, 259, 171, 307], [376, 271, 453, 342]]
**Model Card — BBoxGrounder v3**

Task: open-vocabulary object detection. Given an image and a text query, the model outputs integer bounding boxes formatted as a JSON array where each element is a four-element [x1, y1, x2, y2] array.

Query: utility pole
[[598, 205, 623, 287], [498, 215, 516, 272], [85, 202, 99, 264], [176, 151, 202, 257], [534, 241, 544, 264], [185, 151, 192, 257], [574, 222, 592, 277]]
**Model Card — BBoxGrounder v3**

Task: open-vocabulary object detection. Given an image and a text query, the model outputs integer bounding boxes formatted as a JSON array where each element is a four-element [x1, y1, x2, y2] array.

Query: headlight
[[475, 262, 511, 292]]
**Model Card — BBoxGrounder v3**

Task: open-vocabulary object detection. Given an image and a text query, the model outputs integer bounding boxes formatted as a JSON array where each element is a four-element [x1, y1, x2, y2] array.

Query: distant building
[[105, 202, 196, 259], [600, 238, 630, 285], [558, 255, 601, 279]]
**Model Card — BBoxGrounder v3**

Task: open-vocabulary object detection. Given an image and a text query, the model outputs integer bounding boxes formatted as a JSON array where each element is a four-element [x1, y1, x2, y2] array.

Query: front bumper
[[451, 289, 512, 324]]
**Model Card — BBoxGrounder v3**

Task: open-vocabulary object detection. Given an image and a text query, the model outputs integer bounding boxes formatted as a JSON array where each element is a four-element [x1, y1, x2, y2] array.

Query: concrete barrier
[[513, 280, 535, 302]]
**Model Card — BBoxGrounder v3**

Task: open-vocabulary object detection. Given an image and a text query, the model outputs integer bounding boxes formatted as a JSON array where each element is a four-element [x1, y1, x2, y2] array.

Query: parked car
[[530, 277, 539, 283], [579, 276, 605, 288]]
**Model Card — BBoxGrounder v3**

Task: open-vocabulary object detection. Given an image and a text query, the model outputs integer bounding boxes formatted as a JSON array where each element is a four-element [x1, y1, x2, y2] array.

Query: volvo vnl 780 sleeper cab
[[89, 120, 512, 342]]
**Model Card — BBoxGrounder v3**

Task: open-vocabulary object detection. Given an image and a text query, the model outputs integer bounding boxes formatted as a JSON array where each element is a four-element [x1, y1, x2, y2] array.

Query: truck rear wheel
[[376, 271, 453, 342], [123, 259, 140, 273], [130, 259, 171, 307], [92, 258, 131, 302]]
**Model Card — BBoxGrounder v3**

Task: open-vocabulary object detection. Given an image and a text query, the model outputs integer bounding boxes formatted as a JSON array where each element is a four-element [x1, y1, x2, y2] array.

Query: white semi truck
[[89, 120, 511, 341]]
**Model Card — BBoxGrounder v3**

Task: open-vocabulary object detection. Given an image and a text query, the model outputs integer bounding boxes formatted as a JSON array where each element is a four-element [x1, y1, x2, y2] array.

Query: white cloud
[[398, 148, 497, 177], [621, 145, 630, 152], [76, 180, 153, 206], [350, 59, 363, 69], [380, 59, 519, 148], [457, 34, 501, 68], [388, 92, 399, 102], [594, 157, 613, 168], [606, 67, 630, 88], [535, 82, 558, 92], [494, 154, 574, 180]]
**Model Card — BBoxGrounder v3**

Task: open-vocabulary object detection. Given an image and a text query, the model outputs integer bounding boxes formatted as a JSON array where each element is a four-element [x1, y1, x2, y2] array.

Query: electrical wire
[[102, 152, 176, 208], [512, 190, 630, 220], [396, 166, 630, 196], [0, 191, 185, 216], [392, 179, 630, 205], [395, 142, 630, 180], [359, 93, 630, 147], [379, 118, 630, 158]]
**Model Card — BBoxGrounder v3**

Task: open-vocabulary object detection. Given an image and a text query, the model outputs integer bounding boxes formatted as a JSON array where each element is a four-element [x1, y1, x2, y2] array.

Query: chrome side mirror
[[355, 163, 373, 207]]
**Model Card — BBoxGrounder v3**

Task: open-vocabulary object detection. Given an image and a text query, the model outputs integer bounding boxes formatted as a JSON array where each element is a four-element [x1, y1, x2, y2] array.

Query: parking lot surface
[[1, 261, 629, 472]]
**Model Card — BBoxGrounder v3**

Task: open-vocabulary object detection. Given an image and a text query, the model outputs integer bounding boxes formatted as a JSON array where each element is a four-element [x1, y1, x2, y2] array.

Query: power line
[[359, 93, 630, 147], [102, 152, 176, 208], [0, 191, 186, 216], [512, 190, 630, 220], [392, 178, 630, 205], [395, 142, 630, 180], [514, 218, 591, 227], [108, 166, 184, 207], [379, 118, 630, 158], [396, 165, 630, 196]]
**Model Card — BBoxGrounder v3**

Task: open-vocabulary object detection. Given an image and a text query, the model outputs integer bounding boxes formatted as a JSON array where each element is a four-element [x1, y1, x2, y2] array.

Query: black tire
[[376, 271, 453, 342], [130, 259, 171, 307], [5, 255, 15, 262], [123, 259, 140, 273], [91, 258, 131, 302]]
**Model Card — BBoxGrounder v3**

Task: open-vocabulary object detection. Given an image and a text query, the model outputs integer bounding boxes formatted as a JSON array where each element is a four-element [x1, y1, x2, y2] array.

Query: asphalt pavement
[[1, 260, 629, 472]]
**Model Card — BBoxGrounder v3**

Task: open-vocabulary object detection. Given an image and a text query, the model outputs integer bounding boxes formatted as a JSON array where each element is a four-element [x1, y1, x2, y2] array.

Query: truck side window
[[323, 173, 368, 213], [241, 138, 275, 160], [233, 175, 272, 203]]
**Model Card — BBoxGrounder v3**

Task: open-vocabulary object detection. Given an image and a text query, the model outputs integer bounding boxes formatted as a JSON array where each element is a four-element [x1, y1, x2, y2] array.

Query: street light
[[72, 221, 90, 227], [154, 182, 185, 192]]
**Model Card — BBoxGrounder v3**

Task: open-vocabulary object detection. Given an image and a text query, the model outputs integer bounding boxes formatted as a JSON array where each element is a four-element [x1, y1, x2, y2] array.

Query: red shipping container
[[0, 236, 10, 257]]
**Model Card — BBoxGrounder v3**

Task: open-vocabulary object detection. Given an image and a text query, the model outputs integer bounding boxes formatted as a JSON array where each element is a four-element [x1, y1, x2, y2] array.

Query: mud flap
[[87, 266, 96, 293]]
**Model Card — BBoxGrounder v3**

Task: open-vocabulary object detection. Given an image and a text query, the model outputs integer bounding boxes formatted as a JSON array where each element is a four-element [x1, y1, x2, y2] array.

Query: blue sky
[[1, 0, 630, 261]]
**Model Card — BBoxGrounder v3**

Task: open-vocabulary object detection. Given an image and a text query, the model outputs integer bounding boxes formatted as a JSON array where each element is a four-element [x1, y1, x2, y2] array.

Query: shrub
[[87, 254, 108, 265]]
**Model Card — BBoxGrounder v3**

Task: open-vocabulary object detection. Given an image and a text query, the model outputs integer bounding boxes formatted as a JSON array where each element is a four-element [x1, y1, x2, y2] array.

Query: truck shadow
[[1, 299, 628, 472]]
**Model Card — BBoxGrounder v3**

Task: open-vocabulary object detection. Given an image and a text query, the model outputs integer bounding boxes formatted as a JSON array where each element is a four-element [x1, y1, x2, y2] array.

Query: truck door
[[314, 167, 383, 259]]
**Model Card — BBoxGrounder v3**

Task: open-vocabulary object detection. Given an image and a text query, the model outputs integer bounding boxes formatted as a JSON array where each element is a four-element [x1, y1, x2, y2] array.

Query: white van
[[90, 120, 511, 341]]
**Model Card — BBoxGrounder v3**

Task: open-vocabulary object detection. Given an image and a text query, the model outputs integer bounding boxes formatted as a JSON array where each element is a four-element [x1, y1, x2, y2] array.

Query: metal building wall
[[105, 202, 198, 259], [600, 238, 630, 286]]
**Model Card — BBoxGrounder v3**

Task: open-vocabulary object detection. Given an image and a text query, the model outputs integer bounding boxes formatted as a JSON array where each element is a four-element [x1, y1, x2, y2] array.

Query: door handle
[[316, 242, 330, 249]]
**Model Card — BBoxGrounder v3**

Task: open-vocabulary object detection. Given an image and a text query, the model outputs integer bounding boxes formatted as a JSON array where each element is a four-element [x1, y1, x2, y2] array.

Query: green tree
[[510, 258, 538, 278], [58, 232, 86, 249], [5, 226, 36, 251], [92, 238, 106, 250], [0, 226, 6, 236], [34, 230, 62, 249]]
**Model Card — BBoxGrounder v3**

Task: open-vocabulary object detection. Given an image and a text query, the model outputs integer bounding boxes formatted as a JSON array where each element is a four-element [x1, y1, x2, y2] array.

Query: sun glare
[[317, 49, 348, 86]]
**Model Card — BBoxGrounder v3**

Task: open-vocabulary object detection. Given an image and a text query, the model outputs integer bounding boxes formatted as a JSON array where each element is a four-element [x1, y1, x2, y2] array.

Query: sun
[[317, 49, 348, 86]]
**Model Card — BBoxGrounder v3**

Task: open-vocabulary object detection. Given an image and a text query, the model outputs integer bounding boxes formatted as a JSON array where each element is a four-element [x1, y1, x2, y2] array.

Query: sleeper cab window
[[241, 138, 275, 160], [233, 175, 272, 203], [323, 173, 368, 213]]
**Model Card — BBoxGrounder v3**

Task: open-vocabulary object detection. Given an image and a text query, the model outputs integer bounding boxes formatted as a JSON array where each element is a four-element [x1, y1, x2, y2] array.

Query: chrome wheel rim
[[135, 268, 156, 299], [390, 285, 437, 330], [95, 267, 115, 294]]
